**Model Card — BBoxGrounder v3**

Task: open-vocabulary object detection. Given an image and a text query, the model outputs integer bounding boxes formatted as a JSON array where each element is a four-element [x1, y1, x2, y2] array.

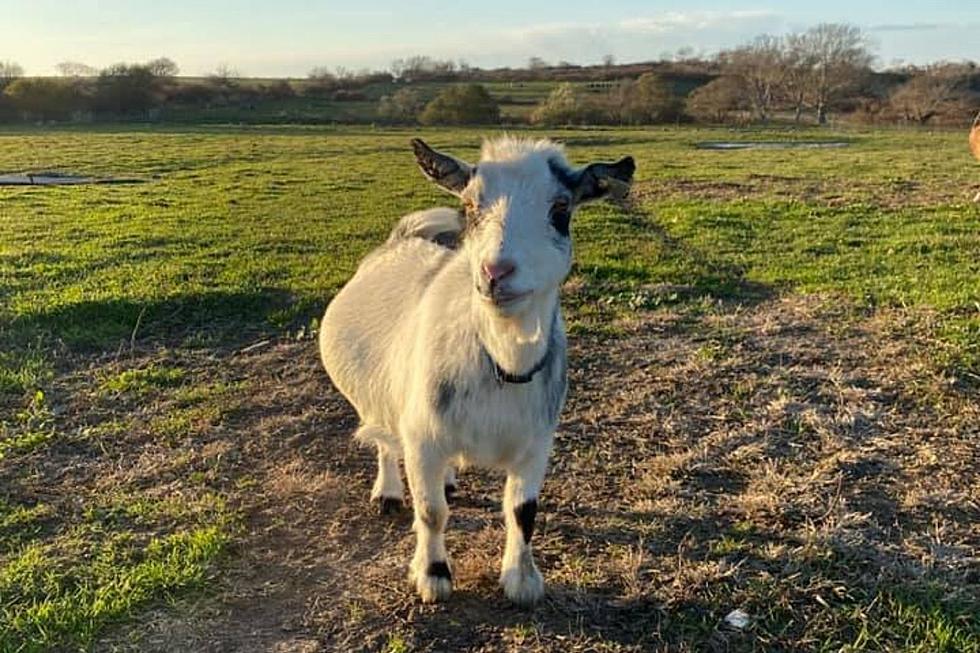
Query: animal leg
[[405, 444, 452, 602], [371, 442, 404, 515], [444, 466, 458, 500], [500, 443, 550, 606]]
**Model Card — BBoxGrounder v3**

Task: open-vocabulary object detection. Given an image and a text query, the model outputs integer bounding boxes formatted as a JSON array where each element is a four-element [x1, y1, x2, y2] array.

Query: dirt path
[[93, 295, 978, 652]]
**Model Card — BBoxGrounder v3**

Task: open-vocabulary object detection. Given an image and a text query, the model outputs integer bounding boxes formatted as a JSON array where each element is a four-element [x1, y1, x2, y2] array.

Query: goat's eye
[[463, 197, 479, 218], [550, 200, 571, 237]]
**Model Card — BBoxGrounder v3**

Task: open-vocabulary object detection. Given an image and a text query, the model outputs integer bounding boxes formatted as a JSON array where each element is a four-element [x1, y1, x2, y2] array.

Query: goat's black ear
[[570, 156, 636, 203], [411, 138, 474, 196]]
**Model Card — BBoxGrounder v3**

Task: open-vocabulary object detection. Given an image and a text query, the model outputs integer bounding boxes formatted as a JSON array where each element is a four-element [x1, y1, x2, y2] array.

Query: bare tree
[[146, 57, 179, 78], [0, 61, 24, 90], [527, 57, 548, 70], [55, 61, 97, 77], [781, 33, 816, 122], [889, 63, 970, 124], [794, 24, 873, 124], [209, 64, 240, 85], [721, 35, 786, 122], [602, 54, 616, 67], [308, 66, 335, 81]]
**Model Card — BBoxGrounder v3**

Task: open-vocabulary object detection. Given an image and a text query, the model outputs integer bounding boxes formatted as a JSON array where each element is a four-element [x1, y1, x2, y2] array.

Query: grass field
[[1, 125, 978, 652]]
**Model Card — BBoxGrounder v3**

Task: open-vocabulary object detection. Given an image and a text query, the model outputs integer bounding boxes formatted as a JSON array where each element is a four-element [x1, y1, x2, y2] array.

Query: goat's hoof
[[376, 496, 403, 515], [444, 483, 458, 502], [411, 562, 453, 603], [500, 565, 544, 607]]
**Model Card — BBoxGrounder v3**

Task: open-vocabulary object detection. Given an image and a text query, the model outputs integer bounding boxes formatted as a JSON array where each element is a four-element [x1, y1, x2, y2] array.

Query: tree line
[[1, 24, 977, 126]]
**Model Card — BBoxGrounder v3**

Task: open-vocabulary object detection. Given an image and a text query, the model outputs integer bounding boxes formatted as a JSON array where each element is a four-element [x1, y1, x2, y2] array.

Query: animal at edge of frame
[[971, 110, 980, 202]]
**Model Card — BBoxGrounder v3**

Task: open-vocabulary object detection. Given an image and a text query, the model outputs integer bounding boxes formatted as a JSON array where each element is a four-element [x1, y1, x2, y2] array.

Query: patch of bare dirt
[[51, 295, 980, 651]]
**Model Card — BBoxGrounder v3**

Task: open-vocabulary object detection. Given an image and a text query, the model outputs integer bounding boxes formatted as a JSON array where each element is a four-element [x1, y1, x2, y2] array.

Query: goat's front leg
[[404, 443, 452, 602], [500, 440, 551, 606]]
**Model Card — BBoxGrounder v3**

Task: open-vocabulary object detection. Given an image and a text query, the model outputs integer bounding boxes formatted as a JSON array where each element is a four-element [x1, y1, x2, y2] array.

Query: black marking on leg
[[515, 499, 538, 544], [444, 484, 457, 502], [378, 497, 402, 515], [427, 561, 452, 580]]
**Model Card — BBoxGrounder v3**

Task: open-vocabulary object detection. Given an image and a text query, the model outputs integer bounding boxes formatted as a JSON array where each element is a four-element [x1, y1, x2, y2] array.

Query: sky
[[2, 0, 978, 77]]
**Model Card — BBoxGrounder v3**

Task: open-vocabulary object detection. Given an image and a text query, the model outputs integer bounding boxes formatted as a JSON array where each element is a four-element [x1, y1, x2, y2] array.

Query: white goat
[[319, 136, 634, 605]]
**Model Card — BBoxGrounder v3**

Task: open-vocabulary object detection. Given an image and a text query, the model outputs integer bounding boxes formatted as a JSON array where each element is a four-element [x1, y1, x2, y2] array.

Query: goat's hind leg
[[443, 466, 458, 500], [355, 425, 404, 514]]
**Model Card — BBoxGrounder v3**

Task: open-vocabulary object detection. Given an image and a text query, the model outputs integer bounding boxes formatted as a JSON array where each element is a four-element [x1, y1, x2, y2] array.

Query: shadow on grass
[[5, 288, 319, 353], [570, 200, 776, 317]]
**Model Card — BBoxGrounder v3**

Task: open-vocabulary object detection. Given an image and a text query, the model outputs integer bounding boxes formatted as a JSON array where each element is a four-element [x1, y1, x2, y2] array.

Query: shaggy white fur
[[319, 136, 634, 605]]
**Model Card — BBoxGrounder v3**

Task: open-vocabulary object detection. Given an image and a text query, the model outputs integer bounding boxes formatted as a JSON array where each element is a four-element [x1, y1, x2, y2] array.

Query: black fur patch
[[548, 156, 636, 203], [432, 230, 458, 249], [515, 500, 538, 544], [378, 497, 402, 515], [548, 158, 581, 192], [427, 561, 452, 580], [549, 207, 571, 237], [444, 483, 457, 501], [435, 379, 456, 414], [411, 138, 472, 194]]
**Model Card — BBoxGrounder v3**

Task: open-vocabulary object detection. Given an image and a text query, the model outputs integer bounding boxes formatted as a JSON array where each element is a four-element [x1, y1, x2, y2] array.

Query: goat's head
[[412, 137, 635, 315]]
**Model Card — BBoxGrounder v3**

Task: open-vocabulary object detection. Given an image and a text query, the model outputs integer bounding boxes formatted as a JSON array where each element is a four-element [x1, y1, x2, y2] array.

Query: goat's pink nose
[[482, 259, 516, 282]]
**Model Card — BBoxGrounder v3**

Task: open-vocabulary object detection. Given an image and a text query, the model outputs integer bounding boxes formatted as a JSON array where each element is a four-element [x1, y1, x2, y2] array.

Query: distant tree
[[721, 35, 786, 122], [794, 23, 873, 123], [614, 73, 680, 124], [377, 87, 425, 123], [685, 76, 748, 123], [209, 64, 240, 86], [527, 57, 548, 70], [674, 47, 695, 63], [602, 54, 616, 67], [146, 57, 179, 78], [530, 83, 598, 125], [258, 80, 296, 101], [889, 63, 971, 124], [780, 33, 816, 122], [391, 56, 457, 82], [3, 78, 79, 120], [94, 63, 161, 115], [0, 61, 24, 90], [55, 61, 97, 77], [308, 66, 336, 81], [419, 84, 499, 125]]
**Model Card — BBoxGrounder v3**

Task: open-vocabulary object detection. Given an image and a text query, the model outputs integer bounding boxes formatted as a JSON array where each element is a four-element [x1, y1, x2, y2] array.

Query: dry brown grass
[[74, 293, 978, 651]]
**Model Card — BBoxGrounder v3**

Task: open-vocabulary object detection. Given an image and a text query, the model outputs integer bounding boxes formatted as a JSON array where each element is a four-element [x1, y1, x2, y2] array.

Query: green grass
[[0, 124, 978, 650], [98, 364, 187, 396], [0, 526, 227, 652]]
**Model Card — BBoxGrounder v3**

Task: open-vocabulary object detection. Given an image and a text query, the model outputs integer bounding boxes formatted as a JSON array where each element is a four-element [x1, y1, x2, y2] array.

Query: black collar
[[484, 313, 558, 385]]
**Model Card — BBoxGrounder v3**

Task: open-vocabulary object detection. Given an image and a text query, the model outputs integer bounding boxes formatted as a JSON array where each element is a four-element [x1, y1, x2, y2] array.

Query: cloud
[[491, 10, 785, 66], [620, 10, 780, 33], [869, 23, 948, 32]]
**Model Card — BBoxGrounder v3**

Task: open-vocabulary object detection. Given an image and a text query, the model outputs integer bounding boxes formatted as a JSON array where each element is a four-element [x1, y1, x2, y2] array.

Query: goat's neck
[[472, 288, 559, 375]]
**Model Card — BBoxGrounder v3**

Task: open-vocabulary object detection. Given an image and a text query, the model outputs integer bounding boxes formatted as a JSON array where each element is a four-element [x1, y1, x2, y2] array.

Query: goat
[[319, 136, 635, 605]]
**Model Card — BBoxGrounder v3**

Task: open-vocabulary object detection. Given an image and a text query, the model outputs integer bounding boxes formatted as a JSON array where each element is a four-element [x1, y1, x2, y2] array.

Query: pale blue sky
[[2, 1, 978, 76]]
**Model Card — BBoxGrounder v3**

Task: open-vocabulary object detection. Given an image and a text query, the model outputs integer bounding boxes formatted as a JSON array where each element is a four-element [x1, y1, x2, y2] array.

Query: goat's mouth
[[482, 289, 532, 308]]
